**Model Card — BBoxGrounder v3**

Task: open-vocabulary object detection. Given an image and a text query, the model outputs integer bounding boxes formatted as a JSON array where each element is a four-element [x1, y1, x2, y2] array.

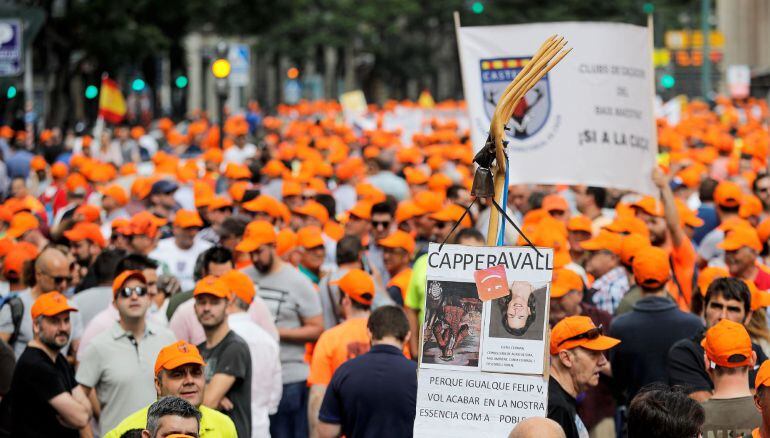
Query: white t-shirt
[[149, 238, 212, 291], [223, 144, 257, 164]]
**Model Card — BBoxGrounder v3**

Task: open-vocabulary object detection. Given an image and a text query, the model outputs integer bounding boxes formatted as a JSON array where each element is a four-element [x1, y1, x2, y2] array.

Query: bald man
[[0, 248, 82, 358], [509, 417, 567, 438]]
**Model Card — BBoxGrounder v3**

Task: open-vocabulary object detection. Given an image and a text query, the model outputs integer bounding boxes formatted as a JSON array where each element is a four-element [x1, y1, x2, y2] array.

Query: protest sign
[[415, 243, 553, 436], [457, 22, 657, 194]]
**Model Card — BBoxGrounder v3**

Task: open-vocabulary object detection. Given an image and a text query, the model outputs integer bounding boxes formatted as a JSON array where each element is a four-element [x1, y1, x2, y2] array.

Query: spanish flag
[[98, 76, 127, 124]]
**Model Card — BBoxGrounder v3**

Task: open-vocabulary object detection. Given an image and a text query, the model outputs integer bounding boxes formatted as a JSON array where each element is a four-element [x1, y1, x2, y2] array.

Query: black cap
[[150, 180, 179, 195]]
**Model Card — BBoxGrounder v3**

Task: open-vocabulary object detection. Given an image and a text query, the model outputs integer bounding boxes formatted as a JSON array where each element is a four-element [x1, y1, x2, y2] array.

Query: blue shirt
[[693, 203, 718, 245], [319, 344, 417, 438], [6, 149, 33, 179]]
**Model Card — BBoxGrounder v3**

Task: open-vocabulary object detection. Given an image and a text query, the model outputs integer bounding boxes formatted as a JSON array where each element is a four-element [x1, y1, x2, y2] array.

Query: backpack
[[0, 294, 23, 346]]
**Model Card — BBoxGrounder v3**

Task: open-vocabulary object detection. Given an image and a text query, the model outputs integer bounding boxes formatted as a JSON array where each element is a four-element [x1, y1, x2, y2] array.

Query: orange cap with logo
[[549, 315, 620, 355], [632, 246, 670, 288], [619, 233, 651, 267], [221, 270, 255, 304], [698, 266, 729, 296], [193, 275, 231, 299], [714, 181, 743, 208], [112, 270, 147, 298], [580, 229, 623, 255], [718, 226, 763, 252], [631, 196, 663, 217], [6, 212, 39, 239], [236, 220, 277, 253], [173, 210, 204, 229], [567, 215, 593, 234], [154, 340, 206, 376], [31, 292, 78, 319], [551, 268, 584, 298], [331, 269, 375, 306], [379, 230, 416, 255], [701, 319, 753, 368], [542, 194, 569, 213], [293, 201, 330, 225], [129, 211, 167, 238], [297, 226, 325, 249], [63, 222, 106, 248]]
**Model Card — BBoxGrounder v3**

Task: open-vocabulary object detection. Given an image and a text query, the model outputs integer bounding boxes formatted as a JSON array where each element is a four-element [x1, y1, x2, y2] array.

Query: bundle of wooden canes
[[484, 35, 572, 245]]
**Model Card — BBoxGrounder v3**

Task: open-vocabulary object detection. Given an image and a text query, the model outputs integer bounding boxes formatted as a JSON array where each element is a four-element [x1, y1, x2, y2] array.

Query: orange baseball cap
[[129, 211, 168, 238], [542, 194, 569, 213], [99, 184, 129, 206], [580, 229, 623, 255], [236, 220, 277, 252], [714, 181, 743, 208], [63, 222, 106, 248], [631, 196, 663, 217], [619, 233, 651, 267], [718, 227, 763, 252], [6, 212, 39, 239], [193, 275, 232, 299], [331, 269, 375, 306], [276, 228, 298, 257], [413, 190, 444, 213], [51, 162, 68, 179], [208, 196, 233, 211], [74, 204, 101, 223], [297, 226, 325, 249], [757, 360, 770, 389], [347, 201, 373, 220], [428, 173, 453, 192], [718, 217, 753, 233], [223, 163, 252, 180], [430, 204, 472, 228], [395, 201, 426, 224], [404, 167, 429, 185], [632, 246, 670, 288], [549, 315, 620, 355], [674, 200, 704, 228], [173, 210, 204, 229], [221, 270, 256, 304], [112, 270, 147, 297], [282, 180, 302, 198], [3, 246, 36, 278], [551, 268, 584, 298], [758, 217, 770, 244], [740, 194, 763, 219], [567, 215, 593, 234], [293, 201, 330, 225], [698, 266, 729, 296], [202, 148, 224, 164], [604, 216, 650, 239], [30, 156, 47, 171], [701, 319, 753, 368], [379, 230, 416, 255], [744, 280, 770, 311], [154, 340, 206, 376], [30, 292, 78, 319]]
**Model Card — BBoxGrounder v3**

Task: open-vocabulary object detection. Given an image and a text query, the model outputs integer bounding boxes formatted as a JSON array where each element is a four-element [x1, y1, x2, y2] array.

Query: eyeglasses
[[372, 220, 391, 229], [117, 286, 149, 299], [44, 272, 72, 285], [557, 324, 603, 347]]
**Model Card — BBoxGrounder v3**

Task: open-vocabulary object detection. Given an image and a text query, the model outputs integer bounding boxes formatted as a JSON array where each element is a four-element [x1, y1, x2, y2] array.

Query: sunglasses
[[117, 286, 149, 299], [45, 272, 72, 284], [372, 220, 391, 229], [558, 324, 603, 347]]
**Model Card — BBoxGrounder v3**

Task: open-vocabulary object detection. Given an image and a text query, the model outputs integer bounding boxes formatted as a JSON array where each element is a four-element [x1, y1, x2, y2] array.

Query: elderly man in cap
[[610, 246, 703, 404], [104, 340, 237, 438], [699, 319, 761, 435], [548, 315, 620, 438], [239, 220, 323, 438], [8, 292, 91, 436], [308, 269, 376, 438], [77, 269, 176, 433], [150, 210, 212, 291], [719, 226, 770, 290]]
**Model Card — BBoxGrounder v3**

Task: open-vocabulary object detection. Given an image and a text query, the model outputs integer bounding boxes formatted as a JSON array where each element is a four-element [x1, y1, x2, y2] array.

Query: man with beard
[[7, 292, 91, 436], [239, 220, 323, 438], [104, 340, 237, 438], [194, 275, 252, 438], [64, 221, 106, 272]]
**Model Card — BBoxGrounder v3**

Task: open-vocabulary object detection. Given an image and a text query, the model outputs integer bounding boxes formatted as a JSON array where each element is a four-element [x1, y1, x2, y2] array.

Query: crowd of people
[[0, 96, 769, 437]]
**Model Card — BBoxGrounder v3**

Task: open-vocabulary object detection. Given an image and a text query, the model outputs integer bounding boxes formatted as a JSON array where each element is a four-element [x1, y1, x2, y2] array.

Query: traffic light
[[287, 67, 299, 80], [660, 74, 675, 89], [471, 1, 484, 14], [131, 78, 146, 92], [85, 85, 98, 100], [175, 75, 188, 89], [6, 86, 16, 99], [643, 2, 655, 14]]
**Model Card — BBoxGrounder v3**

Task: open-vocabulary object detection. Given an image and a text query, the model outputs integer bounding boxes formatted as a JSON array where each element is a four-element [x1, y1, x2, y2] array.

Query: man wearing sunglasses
[[548, 315, 620, 438], [77, 269, 176, 434], [0, 247, 80, 358]]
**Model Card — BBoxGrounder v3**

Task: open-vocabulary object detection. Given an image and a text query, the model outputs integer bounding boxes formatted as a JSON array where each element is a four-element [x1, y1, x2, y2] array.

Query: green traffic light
[[660, 74, 675, 89], [643, 2, 655, 14], [175, 75, 188, 89], [471, 1, 484, 14], [85, 85, 98, 100], [6, 86, 16, 99], [132, 78, 146, 92]]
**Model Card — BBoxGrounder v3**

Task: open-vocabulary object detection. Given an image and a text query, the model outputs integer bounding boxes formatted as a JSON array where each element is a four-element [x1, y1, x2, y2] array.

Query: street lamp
[[211, 42, 230, 150]]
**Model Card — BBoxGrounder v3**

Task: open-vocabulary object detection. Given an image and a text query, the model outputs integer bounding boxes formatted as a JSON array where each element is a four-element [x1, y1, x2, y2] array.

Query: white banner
[[457, 21, 658, 194], [415, 243, 553, 436]]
